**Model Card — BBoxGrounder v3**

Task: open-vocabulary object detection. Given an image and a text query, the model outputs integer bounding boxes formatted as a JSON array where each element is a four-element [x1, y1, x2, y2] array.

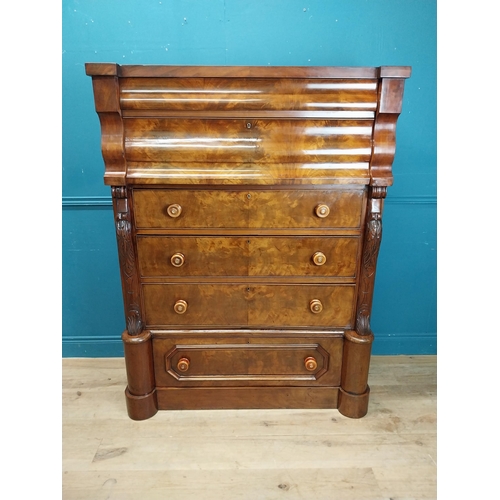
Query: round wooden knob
[[171, 253, 185, 267], [177, 357, 190, 372], [167, 203, 182, 218], [174, 299, 188, 314], [312, 251, 326, 266], [309, 299, 323, 314], [304, 356, 318, 371], [315, 204, 330, 218]]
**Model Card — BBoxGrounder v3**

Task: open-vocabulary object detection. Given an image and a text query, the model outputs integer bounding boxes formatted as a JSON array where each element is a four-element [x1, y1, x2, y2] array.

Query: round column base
[[125, 387, 158, 421], [338, 386, 370, 419]]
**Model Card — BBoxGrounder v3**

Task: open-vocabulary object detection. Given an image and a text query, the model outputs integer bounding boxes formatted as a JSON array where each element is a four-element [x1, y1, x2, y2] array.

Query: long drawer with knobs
[[133, 189, 365, 230], [136, 236, 360, 278], [142, 283, 357, 328]]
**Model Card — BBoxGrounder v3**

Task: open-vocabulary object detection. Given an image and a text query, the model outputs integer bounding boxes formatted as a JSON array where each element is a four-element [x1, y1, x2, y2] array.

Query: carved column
[[339, 187, 386, 418], [356, 186, 386, 336], [112, 187, 157, 420], [112, 186, 143, 335]]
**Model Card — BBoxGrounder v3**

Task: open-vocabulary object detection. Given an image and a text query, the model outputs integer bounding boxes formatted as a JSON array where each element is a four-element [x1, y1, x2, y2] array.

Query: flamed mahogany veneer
[[86, 63, 410, 420]]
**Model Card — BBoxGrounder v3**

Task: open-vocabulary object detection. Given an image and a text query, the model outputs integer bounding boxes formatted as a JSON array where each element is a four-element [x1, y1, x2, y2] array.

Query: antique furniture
[[86, 63, 410, 420]]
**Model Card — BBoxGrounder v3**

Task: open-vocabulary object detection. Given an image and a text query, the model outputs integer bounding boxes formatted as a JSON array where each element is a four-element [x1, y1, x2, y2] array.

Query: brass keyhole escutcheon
[[174, 299, 188, 314], [312, 251, 326, 266], [171, 253, 185, 267], [177, 357, 190, 372], [304, 357, 318, 371], [167, 203, 182, 218], [315, 204, 330, 218], [309, 299, 323, 314]]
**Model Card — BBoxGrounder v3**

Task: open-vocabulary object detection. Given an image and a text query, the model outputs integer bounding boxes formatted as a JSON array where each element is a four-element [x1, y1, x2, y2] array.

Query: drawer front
[[137, 236, 359, 278], [124, 118, 372, 165], [152, 334, 343, 388], [137, 236, 248, 277], [143, 284, 248, 327], [143, 283, 356, 328], [248, 284, 355, 328], [133, 189, 364, 229], [120, 77, 378, 113]]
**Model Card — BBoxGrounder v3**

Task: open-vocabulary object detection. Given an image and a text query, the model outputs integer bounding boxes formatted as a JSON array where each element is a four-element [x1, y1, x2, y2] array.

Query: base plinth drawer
[[152, 333, 343, 387], [143, 283, 356, 328], [133, 189, 364, 229]]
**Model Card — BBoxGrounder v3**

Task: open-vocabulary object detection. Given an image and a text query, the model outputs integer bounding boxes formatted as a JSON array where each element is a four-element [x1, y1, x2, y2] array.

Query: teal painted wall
[[62, 0, 436, 357]]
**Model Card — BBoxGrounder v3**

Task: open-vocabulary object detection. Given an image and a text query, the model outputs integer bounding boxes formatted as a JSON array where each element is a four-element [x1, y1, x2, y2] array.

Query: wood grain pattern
[[370, 78, 408, 187], [119, 77, 378, 112], [122, 115, 373, 185], [86, 64, 410, 187], [247, 284, 356, 328], [133, 188, 365, 229], [126, 161, 371, 185], [156, 386, 339, 410], [124, 118, 373, 165], [120, 317, 157, 420], [136, 235, 359, 278], [152, 333, 342, 387], [142, 283, 356, 328], [90, 77, 126, 185], [85, 63, 411, 78]]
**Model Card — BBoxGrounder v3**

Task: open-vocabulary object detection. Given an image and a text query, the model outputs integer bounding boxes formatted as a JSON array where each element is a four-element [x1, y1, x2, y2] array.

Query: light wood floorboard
[[62, 355, 436, 500]]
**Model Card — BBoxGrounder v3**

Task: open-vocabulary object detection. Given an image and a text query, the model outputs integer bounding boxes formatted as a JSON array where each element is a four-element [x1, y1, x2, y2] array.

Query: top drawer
[[133, 189, 365, 230], [120, 77, 378, 113]]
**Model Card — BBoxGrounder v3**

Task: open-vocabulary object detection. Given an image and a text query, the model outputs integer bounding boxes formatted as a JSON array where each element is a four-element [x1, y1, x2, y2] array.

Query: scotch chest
[[86, 64, 410, 419]]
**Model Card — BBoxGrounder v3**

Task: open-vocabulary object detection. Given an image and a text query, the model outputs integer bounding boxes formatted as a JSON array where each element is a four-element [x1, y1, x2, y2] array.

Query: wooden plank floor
[[62, 355, 436, 500]]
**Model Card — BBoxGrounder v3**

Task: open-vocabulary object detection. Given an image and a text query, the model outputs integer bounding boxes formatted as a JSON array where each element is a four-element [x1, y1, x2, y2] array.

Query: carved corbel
[[112, 187, 143, 335], [356, 187, 387, 335]]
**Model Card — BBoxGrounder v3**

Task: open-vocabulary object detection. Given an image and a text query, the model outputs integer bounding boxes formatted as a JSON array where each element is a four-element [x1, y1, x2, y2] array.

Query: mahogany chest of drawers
[[86, 64, 410, 419]]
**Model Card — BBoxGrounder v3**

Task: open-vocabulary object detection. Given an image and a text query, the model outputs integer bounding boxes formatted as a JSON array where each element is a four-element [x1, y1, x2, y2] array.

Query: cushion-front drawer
[[143, 283, 356, 328], [133, 189, 364, 229], [152, 333, 343, 388], [124, 118, 372, 165], [137, 236, 359, 278]]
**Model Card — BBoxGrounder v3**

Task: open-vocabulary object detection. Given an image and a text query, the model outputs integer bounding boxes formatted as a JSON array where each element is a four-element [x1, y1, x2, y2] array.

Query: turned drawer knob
[[167, 203, 182, 218], [309, 299, 323, 314], [174, 299, 188, 314], [312, 251, 326, 266], [171, 253, 185, 267], [315, 204, 330, 218], [304, 356, 318, 371], [177, 357, 190, 372]]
